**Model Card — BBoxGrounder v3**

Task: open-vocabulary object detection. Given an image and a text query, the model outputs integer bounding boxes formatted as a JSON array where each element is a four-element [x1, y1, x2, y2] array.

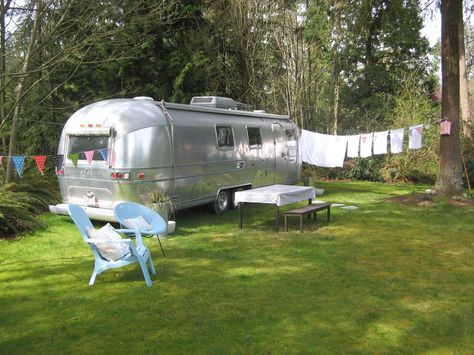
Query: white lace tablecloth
[[234, 185, 316, 207]]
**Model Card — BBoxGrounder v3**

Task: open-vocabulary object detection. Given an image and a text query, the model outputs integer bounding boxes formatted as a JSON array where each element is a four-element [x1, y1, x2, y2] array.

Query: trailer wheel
[[214, 190, 230, 214]]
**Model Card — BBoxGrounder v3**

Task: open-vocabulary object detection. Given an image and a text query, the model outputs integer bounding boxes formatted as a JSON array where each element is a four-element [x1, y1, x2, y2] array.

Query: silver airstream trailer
[[49, 96, 301, 221]]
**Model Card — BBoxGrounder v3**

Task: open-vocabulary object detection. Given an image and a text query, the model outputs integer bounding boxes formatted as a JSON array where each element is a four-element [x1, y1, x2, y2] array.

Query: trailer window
[[216, 126, 234, 148], [247, 127, 262, 149], [285, 129, 297, 143], [285, 129, 298, 160], [68, 135, 109, 161]]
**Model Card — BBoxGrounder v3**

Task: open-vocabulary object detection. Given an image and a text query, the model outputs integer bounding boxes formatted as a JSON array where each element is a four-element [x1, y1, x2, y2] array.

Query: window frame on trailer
[[215, 125, 235, 149], [246, 126, 262, 149], [67, 135, 110, 162]]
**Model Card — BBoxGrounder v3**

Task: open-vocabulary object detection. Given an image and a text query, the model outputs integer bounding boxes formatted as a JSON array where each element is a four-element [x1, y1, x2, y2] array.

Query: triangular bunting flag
[[34, 155, 47, 175], [84, 150, 95, 165], [69, 153, 79, 168], [11, 156, 25, 177], [99, 148, 109, 161], [51, 154, 64, 170]]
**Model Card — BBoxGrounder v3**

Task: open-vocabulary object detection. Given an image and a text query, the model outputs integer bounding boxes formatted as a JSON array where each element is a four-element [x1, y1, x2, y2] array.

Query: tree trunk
[[0, 0, 10, 156], [327, 0, 342, 135], [459, 15, 472, 142], [5, 0, 41, 183], [435, 0, 464, 197]]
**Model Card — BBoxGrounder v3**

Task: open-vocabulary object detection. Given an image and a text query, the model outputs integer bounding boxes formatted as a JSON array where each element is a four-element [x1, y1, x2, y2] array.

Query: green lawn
[[1, 181, 473, 354]]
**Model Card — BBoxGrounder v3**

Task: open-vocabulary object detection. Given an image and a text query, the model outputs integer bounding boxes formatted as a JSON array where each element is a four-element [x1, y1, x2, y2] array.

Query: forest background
[[0, 0, 473, 236]]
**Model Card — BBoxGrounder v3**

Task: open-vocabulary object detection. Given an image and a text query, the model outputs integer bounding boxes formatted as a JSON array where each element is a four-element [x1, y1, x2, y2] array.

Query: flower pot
[[167, 220, 176, 234], [148, 201, 172, 222]]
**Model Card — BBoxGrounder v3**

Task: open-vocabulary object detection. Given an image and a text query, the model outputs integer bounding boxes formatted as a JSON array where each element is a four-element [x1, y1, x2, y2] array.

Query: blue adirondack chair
[[114, 202, 168, 257], [68, 204, 157, 287]]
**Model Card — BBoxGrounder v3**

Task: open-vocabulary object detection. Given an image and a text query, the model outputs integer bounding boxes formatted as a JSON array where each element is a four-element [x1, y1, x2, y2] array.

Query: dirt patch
[[385, 193, 474, 207]]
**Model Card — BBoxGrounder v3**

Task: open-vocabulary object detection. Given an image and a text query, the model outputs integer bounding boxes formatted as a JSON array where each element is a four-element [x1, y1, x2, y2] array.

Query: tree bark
[[327, 0, 342, 135], [459, 15, 472, 142], [5, 0, 41, 183], [0, 0, 11, 156], [435, 0, 464, 197]]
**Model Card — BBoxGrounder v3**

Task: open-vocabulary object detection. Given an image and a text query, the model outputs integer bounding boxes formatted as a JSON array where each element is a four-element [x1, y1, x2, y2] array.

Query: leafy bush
[[0, 185, 42, 237], [346, 157, 384, 182], [380, 72, 440, 184], [302, 158, 384, 182], [7, 176, 60, 213], [0, 176, 60, 238]]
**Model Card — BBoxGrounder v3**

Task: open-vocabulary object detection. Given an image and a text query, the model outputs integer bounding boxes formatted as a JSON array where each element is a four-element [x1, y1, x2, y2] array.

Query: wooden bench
[[284, 203, 331, 233]]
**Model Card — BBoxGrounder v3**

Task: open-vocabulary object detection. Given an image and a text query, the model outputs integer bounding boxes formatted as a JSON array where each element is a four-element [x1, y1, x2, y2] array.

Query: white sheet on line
[[373, 131, 388, 155], [360, 133, 373, 158], [390, 128, 404, 154], [409, 124, 423, 149], [347, 134, 360, 158], [299, 130, 348, 167]]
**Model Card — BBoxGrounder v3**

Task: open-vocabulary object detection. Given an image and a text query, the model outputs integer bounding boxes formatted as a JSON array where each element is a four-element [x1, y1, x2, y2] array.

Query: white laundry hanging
[[299, 130, 348, 168], [359, 133, 373, 158], [347, 134, 360, 158], [409, 124, 423, 150], [390, 128, 404, 154], [373, 131, 388, 155]]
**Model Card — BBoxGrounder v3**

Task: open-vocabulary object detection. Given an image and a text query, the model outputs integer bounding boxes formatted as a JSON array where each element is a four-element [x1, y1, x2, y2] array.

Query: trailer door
[[282, 124, 299, 182], [272, 123, 286, 184], [272, 123, 299, 184]]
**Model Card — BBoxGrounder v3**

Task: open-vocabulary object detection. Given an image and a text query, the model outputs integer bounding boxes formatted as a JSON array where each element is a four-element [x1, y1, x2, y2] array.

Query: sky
[[421, 8, 441, 47]]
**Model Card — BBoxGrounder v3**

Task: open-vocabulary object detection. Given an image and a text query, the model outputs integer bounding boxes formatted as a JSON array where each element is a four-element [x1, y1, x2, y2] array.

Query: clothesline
[[299, 124, 426, 168], [296, 123, 434, 136], [1, 123, 431, 177]]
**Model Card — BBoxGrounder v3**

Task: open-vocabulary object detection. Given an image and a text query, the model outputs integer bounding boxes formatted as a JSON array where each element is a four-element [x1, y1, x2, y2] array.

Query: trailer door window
[[216, 125, 234, 148], [68, 135, 109, 161], [285, 129, 298, 160], [247, 127, 262, 149]]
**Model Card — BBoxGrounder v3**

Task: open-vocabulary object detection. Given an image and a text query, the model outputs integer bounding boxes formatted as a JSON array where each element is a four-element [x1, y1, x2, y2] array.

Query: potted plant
[[145, 191, 176, 234]]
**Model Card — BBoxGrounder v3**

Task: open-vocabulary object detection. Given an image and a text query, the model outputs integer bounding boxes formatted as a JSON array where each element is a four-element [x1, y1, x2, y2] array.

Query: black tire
[[214, 189, 230, 214]]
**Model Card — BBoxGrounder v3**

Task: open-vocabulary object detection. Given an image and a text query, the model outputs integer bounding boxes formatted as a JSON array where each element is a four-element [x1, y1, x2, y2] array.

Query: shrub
[[302, 158, 384, 182], [0, 184, 43, 237], [347, 157, 384, 182], [380, 71, 440, 184], [0, 176, 60, 238]]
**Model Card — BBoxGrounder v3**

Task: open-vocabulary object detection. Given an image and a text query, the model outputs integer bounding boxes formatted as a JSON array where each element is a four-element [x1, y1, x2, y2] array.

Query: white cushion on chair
[[124, 216, 151, 231], [87, 223, 130, 261]]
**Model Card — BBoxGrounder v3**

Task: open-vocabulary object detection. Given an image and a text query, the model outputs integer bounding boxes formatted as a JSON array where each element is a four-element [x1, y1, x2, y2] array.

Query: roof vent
[[190, 96, 237, 109]]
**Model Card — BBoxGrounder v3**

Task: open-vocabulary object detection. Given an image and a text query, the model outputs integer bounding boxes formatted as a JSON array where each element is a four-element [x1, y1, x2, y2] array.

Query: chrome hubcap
[[217, 192, 228, 211]]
